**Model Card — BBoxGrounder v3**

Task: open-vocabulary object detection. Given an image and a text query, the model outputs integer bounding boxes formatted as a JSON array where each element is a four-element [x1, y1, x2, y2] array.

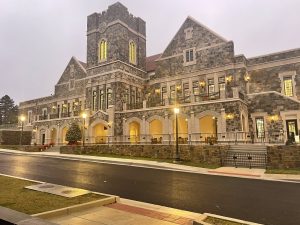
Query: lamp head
[[20, 115, 26, 122], [81, 112, 87, 119], [174, 107, 180, 114]]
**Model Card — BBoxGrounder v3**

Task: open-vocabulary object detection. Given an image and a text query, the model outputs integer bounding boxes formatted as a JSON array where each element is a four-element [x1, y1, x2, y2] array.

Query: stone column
[[232, 87, 239, 98], [143, 100, 147, 109], [123, 117, 127, 143], [220, 89, 226, 99], [189, 111, 196, 143], [220, 108, 227, 141], [163, 112, 169, 144], [142, 115, 146, 143], [107, 105, 115, 143]]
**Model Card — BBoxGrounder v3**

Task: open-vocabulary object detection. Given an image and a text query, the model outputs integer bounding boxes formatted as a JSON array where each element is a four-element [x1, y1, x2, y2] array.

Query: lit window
[[125, 89, 129, 104], [255, 117, 265, 138], [185, 49, 194, 62], [129, 41, 137, 64], [99, 39, 107, 61], [284, 77, 293, 97], [92, 91, 97, 111]]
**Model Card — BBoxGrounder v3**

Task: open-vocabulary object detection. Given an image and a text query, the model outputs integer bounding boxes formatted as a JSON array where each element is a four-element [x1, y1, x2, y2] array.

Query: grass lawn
[[204, 216, 245, 225], [266, 168, 300, 175], [81, 152, 220, 169], [0, 175, 106, 215]]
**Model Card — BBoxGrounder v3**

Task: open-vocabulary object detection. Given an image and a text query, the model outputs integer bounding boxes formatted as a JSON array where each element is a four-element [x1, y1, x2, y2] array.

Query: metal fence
[[221, 151, 267, 169]]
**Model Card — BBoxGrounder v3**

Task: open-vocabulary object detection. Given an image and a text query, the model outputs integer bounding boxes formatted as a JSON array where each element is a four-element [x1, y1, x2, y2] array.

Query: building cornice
[[87, 19, 146, 40]]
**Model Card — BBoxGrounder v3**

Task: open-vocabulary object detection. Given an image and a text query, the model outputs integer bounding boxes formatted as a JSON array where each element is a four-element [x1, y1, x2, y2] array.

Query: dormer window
[[184, 27, 193, 40], [284, 77, 293, 97], [129, 41, 137, 65], [186, 49, 194, 62], [99, 39, 107, 62], [184, 48, 196, 66]]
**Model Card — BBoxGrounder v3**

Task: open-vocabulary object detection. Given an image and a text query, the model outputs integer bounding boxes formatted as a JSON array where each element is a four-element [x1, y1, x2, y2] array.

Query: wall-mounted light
[[52, 105, 57, 109], [225, 113, 234, 120], [176, 85, 182, 91], [63, 104, 67, 108], [226, 75, 233, 84], [269, 115, 279, 122], [107, 121, 112, 128], [174, 107, 180, 114], [155, 88, 160, 94], [244, 73, 250, 82], [199, 80, 206, 87], [74, 102, 79, 106], [19, 115, 26, 122]]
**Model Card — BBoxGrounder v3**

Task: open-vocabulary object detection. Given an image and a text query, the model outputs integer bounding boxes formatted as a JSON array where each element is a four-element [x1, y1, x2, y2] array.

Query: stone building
[[19, 2, 300, 145]]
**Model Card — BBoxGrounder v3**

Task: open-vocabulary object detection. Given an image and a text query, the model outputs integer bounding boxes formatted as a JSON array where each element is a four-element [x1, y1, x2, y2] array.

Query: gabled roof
[[56, 56, 87, 85], [146, 53, 162, 72], [161, 16, 227, 58]]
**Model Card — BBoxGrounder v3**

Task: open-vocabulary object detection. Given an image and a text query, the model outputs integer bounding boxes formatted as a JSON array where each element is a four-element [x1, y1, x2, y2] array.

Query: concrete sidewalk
[[0, 148, 299, 182], [49, 199, 204, 225]]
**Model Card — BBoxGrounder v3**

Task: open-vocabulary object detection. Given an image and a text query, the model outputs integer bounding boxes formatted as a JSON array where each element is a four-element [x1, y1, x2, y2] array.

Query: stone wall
[[267, 145, 300, 169], [60, 144, 229, 165], [0, 130, 32, 145]]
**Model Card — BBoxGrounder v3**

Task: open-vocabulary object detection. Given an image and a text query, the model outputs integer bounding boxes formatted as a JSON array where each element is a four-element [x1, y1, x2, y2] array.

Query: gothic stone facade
[[19, 2, 300, 145]]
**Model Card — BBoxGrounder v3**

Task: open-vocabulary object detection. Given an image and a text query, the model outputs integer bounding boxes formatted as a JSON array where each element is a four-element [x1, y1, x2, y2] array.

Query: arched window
[[129, 41, 136, 64], [99, 39, 107, 61]]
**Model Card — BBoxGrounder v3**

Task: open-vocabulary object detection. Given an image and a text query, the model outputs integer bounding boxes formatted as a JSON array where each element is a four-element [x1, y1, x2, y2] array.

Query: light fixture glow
[[174, 107, 180, 114]]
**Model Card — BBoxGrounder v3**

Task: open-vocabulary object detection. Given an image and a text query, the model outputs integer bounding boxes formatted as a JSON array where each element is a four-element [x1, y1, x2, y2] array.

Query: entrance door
[[42, 134, 46, 145], [286, 119, 298, 140]]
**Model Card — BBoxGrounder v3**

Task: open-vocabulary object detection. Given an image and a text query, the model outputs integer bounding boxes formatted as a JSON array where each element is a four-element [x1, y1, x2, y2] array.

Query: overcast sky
[[1, 0, 300, 104]]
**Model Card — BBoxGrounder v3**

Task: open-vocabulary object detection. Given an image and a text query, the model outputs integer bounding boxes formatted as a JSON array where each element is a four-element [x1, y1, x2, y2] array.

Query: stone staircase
[[222, 144, 267, 168]]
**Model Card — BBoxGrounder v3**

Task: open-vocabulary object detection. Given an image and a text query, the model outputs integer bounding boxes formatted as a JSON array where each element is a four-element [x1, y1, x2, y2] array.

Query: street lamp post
[[81, 112, 87, 147], [174, 107, 180, 163], [19, 115, 25, 146]]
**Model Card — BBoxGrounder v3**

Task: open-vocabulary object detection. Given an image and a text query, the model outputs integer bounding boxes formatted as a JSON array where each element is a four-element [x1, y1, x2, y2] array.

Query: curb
[[203, 213, 263, 225], [32, 196, 117, 219]]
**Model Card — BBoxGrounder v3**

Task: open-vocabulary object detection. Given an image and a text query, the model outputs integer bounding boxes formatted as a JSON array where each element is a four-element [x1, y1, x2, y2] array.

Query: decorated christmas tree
[[66, 122, 82, 145]]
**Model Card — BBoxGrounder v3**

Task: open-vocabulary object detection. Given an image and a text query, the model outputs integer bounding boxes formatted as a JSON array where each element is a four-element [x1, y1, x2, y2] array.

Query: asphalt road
[[0, 153, 299, 225]]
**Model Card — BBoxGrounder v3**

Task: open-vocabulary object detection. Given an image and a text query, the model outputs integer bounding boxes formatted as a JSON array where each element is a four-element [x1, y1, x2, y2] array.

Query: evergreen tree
[[0, 95, 18, 125], [65, 122, 82, 144]]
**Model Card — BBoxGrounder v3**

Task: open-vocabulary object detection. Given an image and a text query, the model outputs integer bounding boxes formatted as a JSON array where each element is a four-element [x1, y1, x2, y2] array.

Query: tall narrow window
[[284, 77, 293, 97], [161, 87, 167, 105], [131, 89, 136, 104], [57, 105, 60, 118], [255, 117, 265, 138], [208, 79, 215, 95], [92, 91, 97, 111], [218, 77, 225, 91], [99, 90, 104, 110], [193, 81, 200, 102], [99, 39, 107, 61], [129, 41, 137, 64], [28, 111, 32, 124], [170, 85, 175, 103], [107, 88, 112, 108], [125, 89, 129, 104], [185, 49, 194, 62], [136, 91, 141, 103], [183, 83, 190, 102]]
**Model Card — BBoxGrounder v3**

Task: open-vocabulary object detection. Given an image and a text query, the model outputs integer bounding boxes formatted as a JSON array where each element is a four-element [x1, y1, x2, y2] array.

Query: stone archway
[[172, 116, 188, 143], [61, 126, 68, 145], [93, 123, 108, 144], [149, 119, 163, 143], [50, 128, 57, 145], [199, 115, 217, 138], [129, 121, 140, 143]]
